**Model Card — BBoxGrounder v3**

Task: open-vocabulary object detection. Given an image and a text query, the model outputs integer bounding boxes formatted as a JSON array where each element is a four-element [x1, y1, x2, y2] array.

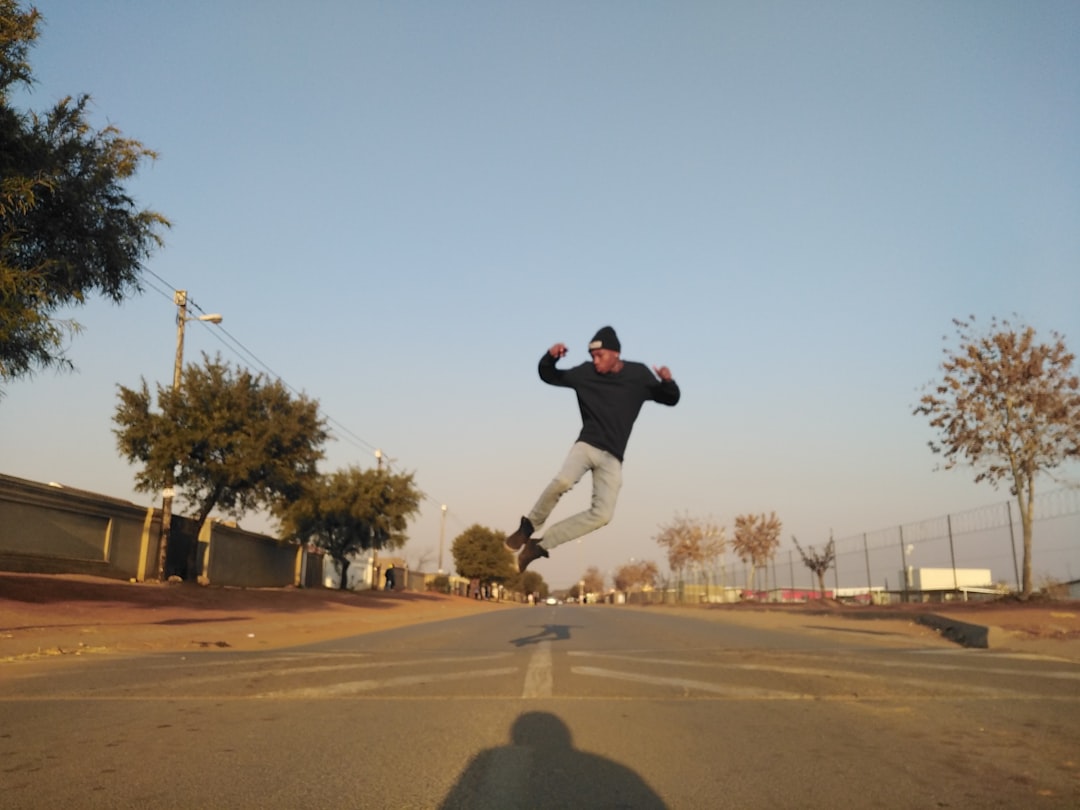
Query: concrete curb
[[809, 607, 1077, 657], [789, 607, 994, 650], [841, 608, 993, 649], [913, 613, 989, 649], [647, 604, 1000, 651]]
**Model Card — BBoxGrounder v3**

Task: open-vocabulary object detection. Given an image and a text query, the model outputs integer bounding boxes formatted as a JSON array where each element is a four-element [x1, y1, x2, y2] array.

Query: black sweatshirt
[[538, 353, 680, 462]]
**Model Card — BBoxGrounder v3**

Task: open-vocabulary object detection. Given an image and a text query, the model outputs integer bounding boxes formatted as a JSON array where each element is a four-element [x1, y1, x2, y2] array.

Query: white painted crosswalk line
[[572, 666, 808, 699], [257, 667, 517, 698]]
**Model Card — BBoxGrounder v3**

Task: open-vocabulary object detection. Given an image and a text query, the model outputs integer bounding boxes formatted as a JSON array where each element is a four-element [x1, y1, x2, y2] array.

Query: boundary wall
[[0, 473, 323, 588]]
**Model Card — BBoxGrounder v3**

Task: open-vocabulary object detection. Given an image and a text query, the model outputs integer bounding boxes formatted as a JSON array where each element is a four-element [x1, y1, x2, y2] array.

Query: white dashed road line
[[522, 641, 553, 698]]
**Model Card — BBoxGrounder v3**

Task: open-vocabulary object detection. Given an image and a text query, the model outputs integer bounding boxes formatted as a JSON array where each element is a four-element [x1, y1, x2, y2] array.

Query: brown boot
[[504, 516, 534, 551], [518, 538, 549, 572]]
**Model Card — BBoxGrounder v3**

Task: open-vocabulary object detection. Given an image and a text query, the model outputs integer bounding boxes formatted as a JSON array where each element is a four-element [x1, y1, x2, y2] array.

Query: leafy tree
[[510, 569, 549, 600], [451, 524, 515, 595], [791, 535, 835, 598], [114, 353, 327, 530], [914, 316, 1080, 597], [1, 2, 169, 392], [613, 559, 660, 593], [654, 513, 725, 589], [277, 465, 422, 590], [732, 512, 782, 591]]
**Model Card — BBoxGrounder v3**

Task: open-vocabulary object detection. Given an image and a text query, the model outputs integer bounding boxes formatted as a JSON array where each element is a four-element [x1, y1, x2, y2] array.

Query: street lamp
[[438, 504, 447, 574], [369, 449, 385, 587], [157, 290, 223, 582]]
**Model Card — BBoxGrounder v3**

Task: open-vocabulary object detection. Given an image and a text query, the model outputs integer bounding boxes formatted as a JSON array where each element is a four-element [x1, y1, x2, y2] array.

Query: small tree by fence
[[792, 535, 836, 598]]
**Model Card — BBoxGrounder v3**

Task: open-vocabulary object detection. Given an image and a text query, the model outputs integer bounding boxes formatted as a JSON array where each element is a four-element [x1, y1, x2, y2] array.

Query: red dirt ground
[[0, 573, 513, 661]]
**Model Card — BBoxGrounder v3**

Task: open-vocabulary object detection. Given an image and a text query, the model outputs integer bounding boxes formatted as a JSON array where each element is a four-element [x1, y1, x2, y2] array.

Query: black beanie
[[589, 326, 621, 353]]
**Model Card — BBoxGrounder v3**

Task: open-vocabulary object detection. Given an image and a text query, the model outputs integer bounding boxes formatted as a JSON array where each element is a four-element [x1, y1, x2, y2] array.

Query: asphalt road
[[2, 605, 1078, 808]]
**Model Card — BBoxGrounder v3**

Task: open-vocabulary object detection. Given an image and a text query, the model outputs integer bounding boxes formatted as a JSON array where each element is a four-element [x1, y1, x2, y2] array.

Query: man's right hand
[[549, 343, 568, 359]]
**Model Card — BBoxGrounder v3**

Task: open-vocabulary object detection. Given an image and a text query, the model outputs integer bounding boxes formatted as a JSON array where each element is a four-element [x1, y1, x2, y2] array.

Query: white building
[[903, 567, 993, 592]]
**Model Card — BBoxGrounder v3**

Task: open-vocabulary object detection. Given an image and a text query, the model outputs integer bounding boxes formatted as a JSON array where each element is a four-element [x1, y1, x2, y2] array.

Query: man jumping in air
[[505, 326, 681, 572]]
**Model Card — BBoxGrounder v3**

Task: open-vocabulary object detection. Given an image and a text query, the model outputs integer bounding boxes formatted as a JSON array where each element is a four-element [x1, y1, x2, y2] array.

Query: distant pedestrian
[[384, 567, 396, 591]]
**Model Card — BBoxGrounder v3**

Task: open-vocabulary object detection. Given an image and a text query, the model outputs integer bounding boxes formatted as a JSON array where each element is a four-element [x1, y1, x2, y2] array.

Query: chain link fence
[[625, 487, 1080, 605]]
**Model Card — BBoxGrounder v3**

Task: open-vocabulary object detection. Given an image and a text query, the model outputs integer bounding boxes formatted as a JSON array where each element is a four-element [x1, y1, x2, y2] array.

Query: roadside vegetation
[[915, 316, 1080, 598], [1, 1, 168, 394]]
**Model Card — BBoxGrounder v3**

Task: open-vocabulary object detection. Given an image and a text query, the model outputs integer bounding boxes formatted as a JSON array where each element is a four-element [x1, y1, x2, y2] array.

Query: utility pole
[[156, 291, 222, 582], [156, 290, 188, 581], [371, 449, 383, 589]]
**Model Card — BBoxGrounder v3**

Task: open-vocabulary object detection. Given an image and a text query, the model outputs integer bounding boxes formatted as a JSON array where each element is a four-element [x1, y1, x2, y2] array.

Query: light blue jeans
[[527, 442, 623, 551]]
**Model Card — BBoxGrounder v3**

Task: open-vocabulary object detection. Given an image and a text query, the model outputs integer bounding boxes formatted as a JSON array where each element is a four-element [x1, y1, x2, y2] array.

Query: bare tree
[[791, 534, 835, 599], [914, 316, 1080, 597], [580, 565, 605, 598], [613, 559, 660, 593], [699, 525, 727, 596], [654, 513, 725, 595], [410, 548, 435, 573], [731, 512, 782, 592]]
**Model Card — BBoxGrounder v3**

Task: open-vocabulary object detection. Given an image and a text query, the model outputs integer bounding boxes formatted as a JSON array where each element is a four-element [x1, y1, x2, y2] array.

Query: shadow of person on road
[[508, 624, 579, 647], [439, 711, 667, 809]]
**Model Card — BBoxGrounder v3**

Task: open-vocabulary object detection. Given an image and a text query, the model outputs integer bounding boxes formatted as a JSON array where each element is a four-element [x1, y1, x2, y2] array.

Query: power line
[[141, 267, 179, 302], [140, 276, 176, 305], [144, 276, 446, 509]]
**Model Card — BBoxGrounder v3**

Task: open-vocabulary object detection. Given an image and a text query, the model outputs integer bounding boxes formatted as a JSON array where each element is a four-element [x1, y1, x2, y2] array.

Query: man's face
[[590, 348, 620, 374]]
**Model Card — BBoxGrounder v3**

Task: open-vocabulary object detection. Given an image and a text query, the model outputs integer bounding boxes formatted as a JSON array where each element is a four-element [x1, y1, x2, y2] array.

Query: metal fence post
[[863, 533, 872, 598], [947, 514, 959, 593], [899, 526, 908, 603], [1006, 500, 1020, 591]]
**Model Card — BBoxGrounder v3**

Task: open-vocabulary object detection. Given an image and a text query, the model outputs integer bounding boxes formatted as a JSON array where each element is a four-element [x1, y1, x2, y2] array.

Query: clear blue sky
[[3, 1, 1078, 588]]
